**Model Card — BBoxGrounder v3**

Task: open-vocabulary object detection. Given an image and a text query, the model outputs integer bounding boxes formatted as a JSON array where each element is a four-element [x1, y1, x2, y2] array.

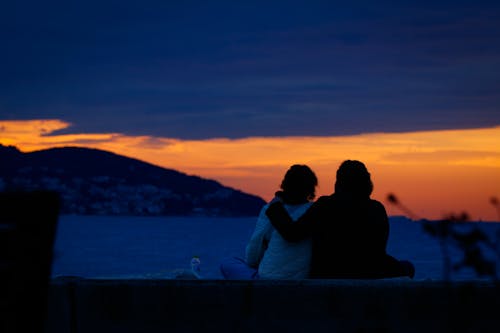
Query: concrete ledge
[[46, 278, 500, 333]]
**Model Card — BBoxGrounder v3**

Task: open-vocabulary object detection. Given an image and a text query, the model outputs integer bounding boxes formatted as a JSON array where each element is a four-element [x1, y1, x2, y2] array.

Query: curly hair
[[279, 164, 318, 204], [334, 160, 373, 199]]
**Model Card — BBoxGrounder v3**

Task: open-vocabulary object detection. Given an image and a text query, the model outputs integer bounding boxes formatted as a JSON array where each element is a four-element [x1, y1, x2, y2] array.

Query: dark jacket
[[266, 193, 405, 279]]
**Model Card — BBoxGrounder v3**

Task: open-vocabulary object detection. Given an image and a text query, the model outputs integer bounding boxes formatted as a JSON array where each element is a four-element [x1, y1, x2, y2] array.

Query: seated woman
[[220, 164, 318, 279], [266, 160, 414, 279]]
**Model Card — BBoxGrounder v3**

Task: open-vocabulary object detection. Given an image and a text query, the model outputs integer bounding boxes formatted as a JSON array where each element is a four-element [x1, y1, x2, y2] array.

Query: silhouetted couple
[[220, 160, 414, 279]]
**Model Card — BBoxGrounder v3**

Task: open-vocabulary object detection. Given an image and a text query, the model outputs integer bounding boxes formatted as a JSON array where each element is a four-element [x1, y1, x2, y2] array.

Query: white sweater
[[245, 202, 312, 279]]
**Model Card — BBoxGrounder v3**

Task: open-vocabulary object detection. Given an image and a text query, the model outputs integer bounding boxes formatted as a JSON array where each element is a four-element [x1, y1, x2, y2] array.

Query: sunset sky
[[1, 1, 499, 221]]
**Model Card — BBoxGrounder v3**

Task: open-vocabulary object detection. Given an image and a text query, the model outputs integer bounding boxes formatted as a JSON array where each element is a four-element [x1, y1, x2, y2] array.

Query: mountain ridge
[[0, 144, 266, 216]]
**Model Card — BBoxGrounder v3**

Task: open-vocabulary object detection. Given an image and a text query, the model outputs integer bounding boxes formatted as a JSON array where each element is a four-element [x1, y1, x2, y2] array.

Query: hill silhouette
[[0, 144, 265, 216]]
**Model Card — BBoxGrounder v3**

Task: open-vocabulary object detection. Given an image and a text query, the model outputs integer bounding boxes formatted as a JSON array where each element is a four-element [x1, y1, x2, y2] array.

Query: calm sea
[[51, 215, 500, 280]]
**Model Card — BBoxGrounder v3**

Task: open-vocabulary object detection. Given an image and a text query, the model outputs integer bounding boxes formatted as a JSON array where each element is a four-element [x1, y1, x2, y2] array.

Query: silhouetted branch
[[491, 196, 500, 221], [386, 193, 499, 281], [386, 193, 420, 220]]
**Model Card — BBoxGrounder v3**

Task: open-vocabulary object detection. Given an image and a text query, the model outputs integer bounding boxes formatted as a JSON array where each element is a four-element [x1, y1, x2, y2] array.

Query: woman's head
[[334, 160, 373, 199], [279, 164, 318, 204]]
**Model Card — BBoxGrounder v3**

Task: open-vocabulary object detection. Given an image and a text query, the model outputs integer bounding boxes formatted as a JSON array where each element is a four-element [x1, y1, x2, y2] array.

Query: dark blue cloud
[[1, 1, 499, 139]]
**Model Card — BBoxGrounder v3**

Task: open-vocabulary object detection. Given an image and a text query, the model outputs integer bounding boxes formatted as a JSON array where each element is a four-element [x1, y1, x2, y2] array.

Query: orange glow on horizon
[[1, 119, 499, 221]]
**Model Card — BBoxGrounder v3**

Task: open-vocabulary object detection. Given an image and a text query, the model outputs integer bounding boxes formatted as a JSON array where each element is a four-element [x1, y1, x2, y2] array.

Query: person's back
[[221, 164, 318, 280], [308, 194, 390, 278], [247, 202, 312, 279]]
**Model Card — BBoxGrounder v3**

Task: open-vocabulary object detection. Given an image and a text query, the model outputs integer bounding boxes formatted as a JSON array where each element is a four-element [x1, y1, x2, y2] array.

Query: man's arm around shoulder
[[266, 201, 313, 242]]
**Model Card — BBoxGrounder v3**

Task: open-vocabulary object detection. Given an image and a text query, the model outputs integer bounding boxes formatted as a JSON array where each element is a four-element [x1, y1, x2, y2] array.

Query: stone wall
[[45, 278, 500, 333]]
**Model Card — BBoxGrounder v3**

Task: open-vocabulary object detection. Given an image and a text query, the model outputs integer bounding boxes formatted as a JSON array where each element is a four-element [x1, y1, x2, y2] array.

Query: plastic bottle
[[190, 256, 201, 279]]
